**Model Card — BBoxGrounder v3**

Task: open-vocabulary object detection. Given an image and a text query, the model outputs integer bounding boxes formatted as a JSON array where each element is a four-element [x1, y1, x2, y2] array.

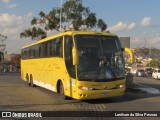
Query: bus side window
[[50, 40, 54, 56], [47, 41, 51, 56], [64, 36, 76, 78], [22, 49, 26, 59], [39, 45, 42, 57], [26, 48, 29, 58], [35, 45, 39, 58], [55, 37, 62, 57], [30, 46, 35, 58], [43, 42, 48, 57]]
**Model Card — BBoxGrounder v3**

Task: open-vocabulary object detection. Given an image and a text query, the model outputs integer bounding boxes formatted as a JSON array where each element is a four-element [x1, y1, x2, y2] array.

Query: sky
[[0, 0, 160, 53]]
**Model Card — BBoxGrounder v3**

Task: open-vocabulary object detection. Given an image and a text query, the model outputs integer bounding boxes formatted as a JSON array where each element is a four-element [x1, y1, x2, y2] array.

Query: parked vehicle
[[136, 69, 145, 77], [152, 69, 160, 79], [144, 68, 153, 77]]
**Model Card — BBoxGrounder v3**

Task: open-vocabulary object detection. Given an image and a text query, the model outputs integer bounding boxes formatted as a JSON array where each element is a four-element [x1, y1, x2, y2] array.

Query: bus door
[[64, 36, 76, 97]]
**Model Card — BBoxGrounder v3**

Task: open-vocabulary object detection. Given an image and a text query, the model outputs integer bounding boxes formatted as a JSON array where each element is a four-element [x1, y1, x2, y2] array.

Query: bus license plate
[[101, 93, 109, 96]]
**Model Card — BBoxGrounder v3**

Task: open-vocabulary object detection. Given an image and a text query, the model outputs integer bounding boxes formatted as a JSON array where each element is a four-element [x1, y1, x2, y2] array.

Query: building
[[119, 37, 130, 48]]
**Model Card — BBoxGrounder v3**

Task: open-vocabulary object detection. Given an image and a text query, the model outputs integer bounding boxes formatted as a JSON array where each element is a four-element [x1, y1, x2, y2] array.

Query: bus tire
[[58, 81, 69, 100], [30, 75, 35, 87], [26, 74, 30, 86]]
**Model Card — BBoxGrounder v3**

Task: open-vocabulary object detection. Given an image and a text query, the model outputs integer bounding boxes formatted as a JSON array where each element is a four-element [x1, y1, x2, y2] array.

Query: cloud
[[0, 13, 23, 28], [2, 0, 10, 4], [108, 22, 127, 33], [130, 32, 160, 49], [6, 3, 17, 9], [108, 21, 136, 33], [0, 13, 34, 53], [0, 12, 33, 35], [107, 19, 159, 49], [128, 22, 136, 30], [141, 17, 152, 26], [2, 0, 17, 9]]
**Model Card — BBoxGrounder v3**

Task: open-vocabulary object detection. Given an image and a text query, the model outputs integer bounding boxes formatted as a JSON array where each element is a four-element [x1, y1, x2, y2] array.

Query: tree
[[0, 34, 7, 63], [0, 52, 4, 63], [150, 59, 160, 69], [20, 0, 107, 40], [11, 54, 21, 65]]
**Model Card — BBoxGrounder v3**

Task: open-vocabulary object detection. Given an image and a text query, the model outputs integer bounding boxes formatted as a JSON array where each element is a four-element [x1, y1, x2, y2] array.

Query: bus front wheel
[[58, 81, 69, 100], [59, 81, 64, 95]]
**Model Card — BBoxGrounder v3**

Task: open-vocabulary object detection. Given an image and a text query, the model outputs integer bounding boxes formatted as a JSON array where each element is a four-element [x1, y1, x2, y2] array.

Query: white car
[[152, 69, 160, 79]]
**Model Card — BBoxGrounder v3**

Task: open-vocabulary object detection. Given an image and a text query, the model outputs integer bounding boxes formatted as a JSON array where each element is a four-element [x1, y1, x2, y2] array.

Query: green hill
[[134, 47, 160, 68], [134, 47, 160, 59]]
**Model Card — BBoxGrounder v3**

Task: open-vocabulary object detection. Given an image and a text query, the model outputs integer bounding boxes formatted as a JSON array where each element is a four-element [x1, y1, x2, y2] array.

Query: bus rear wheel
[[26, 74, 30, 86], [30, 75, 35, 87]]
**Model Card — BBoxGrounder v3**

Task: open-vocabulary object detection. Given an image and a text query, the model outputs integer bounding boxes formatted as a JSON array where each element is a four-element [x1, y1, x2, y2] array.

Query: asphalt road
[[134, 76, 160, 90], [0, 73, 160, 119]]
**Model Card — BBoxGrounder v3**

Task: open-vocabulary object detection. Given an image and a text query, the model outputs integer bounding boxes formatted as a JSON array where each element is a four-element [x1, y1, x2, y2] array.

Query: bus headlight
[[117, 84, 125, 89], [78, 86, 93, 91]]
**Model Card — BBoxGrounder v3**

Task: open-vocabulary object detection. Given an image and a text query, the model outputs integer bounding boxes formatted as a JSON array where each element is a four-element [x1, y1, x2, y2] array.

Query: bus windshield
[[75, 35, 125, 81]]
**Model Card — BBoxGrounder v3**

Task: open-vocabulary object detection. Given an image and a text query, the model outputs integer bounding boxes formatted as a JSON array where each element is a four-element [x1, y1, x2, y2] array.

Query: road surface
[[0, 73, 160, 119]]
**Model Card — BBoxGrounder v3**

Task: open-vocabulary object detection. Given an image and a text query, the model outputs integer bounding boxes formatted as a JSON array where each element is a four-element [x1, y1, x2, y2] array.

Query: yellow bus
[[21, 31, 133, 100]]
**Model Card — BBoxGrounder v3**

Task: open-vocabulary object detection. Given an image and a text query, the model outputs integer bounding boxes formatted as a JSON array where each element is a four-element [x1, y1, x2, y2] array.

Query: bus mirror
[[72, 47, 79, 65], [124, 47, 134, 63]]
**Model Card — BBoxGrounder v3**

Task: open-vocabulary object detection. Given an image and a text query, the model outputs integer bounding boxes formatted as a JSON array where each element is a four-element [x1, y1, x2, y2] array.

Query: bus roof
[[22, 31, 117, 49]]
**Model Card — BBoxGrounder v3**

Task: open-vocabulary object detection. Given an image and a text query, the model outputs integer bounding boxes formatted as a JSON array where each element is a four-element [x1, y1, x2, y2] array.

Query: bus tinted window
[[26, 48, 29, 58], [30, 46, 35, 58], [47, 41, 51, 56], [55, 37, 62, 57], [22, 48, 26, 59], [43, 42, 48, 57], [49, 40, 54, 56], [39, 45, 42, 57], [35, 45, 39, 58], [21, 36, 63, 59]]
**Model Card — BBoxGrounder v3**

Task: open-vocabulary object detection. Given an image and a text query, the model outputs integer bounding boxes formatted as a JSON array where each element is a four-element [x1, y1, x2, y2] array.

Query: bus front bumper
[[73, 88, 125, 100]]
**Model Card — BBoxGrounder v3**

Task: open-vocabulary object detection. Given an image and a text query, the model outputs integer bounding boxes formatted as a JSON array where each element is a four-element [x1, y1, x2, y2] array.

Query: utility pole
[[60, 0, 63, 32], [149, 46, 152, 67]]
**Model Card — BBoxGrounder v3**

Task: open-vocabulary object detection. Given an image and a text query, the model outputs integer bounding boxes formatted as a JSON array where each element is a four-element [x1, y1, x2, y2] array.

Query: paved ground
[[0, 73, 160, 120], [133, 76, 160, 94]]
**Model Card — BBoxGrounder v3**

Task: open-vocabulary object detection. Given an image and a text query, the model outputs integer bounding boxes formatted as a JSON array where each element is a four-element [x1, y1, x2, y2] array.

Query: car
[[144, 68, 153, 77], [136, 69, 145, 77], [152, 69, 160, 79]]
